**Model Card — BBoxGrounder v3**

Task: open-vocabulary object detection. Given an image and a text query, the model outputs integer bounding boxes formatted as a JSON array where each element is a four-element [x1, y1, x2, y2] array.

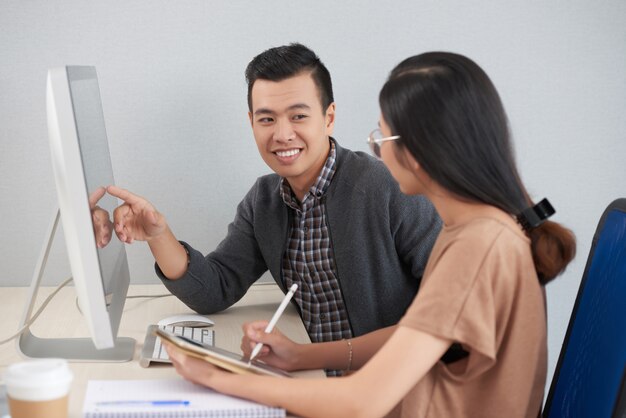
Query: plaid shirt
[[280, 140, 353, 357]]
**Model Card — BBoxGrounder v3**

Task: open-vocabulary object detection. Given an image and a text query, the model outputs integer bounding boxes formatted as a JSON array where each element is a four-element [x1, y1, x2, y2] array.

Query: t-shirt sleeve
[[399, 232, 504, 378]]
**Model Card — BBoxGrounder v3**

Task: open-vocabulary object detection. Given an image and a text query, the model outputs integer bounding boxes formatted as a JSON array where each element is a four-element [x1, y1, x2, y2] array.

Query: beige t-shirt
[[394, 215, 546, 418]]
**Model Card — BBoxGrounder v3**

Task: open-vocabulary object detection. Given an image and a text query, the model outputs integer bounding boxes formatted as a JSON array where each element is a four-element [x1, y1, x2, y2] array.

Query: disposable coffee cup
[[3, 358, 73, 418]]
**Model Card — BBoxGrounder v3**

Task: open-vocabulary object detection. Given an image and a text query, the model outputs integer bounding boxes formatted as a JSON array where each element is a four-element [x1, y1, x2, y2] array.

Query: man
[[104, 43, 441, 362]]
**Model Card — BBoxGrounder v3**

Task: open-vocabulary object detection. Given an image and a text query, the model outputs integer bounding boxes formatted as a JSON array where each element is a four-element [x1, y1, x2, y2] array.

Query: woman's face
[[379, 115, 425, 196]]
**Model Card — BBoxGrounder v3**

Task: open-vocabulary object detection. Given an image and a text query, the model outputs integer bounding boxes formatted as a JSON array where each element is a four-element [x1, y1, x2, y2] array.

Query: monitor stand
[[16, 209, 135, 362]]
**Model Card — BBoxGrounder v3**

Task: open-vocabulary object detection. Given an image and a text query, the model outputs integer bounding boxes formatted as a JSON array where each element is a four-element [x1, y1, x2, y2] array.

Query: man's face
[[248, 71, 335, 197]]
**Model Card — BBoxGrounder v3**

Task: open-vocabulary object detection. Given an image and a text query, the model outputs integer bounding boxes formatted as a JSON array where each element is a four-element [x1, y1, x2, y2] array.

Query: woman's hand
[[241, 321, 303, 371], [163, 341, 230, 388]]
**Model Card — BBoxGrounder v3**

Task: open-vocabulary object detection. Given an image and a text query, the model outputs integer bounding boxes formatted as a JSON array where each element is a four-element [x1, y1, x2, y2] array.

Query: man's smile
[[274, 148, 302, 159]]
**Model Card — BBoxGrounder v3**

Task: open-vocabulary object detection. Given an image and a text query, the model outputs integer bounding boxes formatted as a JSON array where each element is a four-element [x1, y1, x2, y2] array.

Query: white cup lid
[[4, 359, 73, 401]]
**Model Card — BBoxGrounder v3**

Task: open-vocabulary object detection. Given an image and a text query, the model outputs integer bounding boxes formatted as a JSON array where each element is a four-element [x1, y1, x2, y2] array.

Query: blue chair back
[[544, 199, 626, 417]]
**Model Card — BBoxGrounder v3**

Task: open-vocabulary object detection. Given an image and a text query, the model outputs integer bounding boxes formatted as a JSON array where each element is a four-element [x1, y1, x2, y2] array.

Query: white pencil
[[249, 284, 298, 362]]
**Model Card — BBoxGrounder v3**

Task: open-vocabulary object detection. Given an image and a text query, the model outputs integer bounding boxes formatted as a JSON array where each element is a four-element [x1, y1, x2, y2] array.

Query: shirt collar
[[280, 138, 337, 209]]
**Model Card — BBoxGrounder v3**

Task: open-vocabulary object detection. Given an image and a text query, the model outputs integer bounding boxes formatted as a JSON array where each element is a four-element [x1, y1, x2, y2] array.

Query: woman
[[164, 52, 576, 418]]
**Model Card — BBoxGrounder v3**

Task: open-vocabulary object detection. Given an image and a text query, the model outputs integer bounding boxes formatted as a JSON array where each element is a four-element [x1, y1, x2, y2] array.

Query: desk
[[0, 283, 324, 417]]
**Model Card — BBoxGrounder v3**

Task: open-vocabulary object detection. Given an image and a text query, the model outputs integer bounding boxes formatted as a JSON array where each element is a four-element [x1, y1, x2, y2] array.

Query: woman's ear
[[403, 147, 421, 172]]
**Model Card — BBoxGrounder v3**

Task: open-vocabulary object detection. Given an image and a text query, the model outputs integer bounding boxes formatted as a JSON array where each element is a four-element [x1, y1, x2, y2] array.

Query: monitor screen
[[66, 66, 129, 316]]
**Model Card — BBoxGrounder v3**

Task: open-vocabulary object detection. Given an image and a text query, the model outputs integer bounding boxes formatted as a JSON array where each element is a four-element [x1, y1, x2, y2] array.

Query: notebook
[[83, 379, 285, 417]]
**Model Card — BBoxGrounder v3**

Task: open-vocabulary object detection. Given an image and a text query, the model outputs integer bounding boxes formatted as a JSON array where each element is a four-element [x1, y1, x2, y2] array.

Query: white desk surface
[[0, 282, 324, 417]]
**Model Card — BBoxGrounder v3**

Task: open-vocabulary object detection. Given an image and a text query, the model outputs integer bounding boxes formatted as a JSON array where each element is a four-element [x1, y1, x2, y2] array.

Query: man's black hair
[[245, 43, 334, 112]]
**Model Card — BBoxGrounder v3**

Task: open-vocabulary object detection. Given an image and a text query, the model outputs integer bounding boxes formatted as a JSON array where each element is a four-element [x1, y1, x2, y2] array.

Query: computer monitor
[[16, 66, 135, 361], [543, 199, 626, 417]]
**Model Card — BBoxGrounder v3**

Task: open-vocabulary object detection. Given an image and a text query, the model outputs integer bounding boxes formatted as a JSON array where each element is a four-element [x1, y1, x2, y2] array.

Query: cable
[[75, 292, 174, 314], [2, 278, 174, 345], [0, 277, 74, 345], [0, 212, 180, 345]]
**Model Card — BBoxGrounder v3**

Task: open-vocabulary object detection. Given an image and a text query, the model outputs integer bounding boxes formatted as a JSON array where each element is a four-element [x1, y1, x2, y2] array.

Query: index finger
[[243, 320, 270, 336], [107, 185, 143, 205]]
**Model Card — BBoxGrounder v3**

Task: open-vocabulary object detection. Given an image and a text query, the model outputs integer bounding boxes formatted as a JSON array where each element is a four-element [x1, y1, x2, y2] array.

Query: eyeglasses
[[366, 128, 401, 159]]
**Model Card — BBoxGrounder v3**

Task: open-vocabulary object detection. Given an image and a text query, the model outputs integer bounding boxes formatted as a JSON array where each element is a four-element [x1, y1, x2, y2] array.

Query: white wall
[[1, 0, 625, 393]]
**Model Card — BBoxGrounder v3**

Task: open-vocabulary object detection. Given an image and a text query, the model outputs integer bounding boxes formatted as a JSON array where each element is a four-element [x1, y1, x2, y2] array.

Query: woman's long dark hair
[[379, 52, 575, 284]]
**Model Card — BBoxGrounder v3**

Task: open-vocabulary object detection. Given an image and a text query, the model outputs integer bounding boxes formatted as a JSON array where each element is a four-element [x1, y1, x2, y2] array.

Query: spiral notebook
[[83, 379, 285, 417]]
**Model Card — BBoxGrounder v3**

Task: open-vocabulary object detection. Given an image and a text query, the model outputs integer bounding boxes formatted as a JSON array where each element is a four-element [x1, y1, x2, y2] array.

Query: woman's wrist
[[295, 341, 340, 371], [294, 343, 320, 370]]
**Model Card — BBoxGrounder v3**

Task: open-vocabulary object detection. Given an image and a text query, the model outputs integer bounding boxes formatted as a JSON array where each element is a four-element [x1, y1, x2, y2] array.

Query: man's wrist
[[149, 228, 189, 280]]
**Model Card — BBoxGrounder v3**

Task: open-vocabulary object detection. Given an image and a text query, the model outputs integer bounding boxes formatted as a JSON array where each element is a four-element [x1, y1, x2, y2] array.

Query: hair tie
[[517, 198, 555, 231]]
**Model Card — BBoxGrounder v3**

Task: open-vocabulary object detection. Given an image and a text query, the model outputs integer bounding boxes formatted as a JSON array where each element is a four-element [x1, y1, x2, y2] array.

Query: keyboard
[[139, 324, 215, 368]]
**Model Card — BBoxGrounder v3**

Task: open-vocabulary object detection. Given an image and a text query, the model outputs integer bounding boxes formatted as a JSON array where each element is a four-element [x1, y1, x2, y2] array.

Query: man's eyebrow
[[286, 103, 311, 111], [253, 103, 311, 116], [254, 108, 274, 116]]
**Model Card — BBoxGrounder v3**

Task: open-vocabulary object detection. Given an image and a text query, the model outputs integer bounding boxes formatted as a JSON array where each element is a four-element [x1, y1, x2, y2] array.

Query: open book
[[155, 327, 292, 378], [83, 379, 285, 417]]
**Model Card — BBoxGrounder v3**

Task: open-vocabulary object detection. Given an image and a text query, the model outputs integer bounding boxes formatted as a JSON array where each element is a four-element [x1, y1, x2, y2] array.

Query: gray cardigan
[[158, 141, 441, 337]]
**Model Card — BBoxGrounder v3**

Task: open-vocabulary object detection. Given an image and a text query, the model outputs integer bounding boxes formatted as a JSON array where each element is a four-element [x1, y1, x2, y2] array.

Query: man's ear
[[325, 103, 336, 135], [248, 111, 253, 127]]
